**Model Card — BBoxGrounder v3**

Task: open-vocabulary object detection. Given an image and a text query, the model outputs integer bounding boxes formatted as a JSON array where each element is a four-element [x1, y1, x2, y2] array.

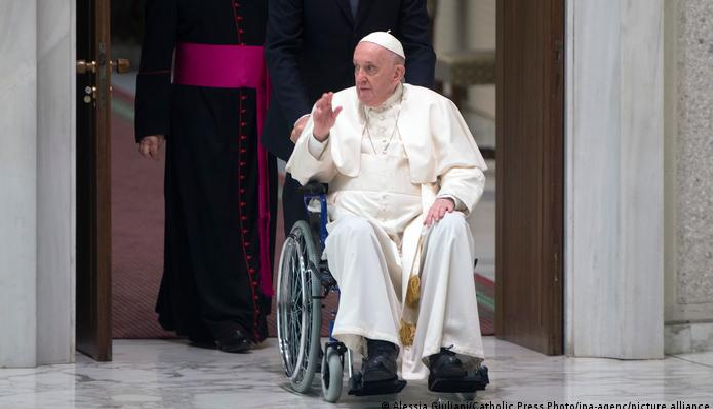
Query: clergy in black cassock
[[134, 0, 277, 353]]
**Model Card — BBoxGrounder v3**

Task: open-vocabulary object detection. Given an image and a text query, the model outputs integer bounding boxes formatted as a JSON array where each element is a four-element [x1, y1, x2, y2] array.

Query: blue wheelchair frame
[[302, 191, 329, 251]]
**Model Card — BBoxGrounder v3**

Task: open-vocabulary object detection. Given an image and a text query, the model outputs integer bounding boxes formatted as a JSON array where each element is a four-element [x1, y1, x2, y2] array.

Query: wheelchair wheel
[[276, 220, 322, 394], [321, 346, 343, 402]]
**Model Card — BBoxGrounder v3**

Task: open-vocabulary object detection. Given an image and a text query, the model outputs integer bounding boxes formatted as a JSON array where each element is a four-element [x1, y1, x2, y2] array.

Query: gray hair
[[391, 53, 406, 82]]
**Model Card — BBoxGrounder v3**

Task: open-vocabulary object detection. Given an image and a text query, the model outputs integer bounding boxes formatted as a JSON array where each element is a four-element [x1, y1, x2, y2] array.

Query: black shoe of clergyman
[[188, 336, 216, 350], [362, 339, 399, 382], [216, 329, 252, 353]]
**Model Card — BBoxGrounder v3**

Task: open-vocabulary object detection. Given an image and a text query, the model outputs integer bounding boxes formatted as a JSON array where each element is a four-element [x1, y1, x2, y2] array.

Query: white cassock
[[285, 83, 487, 380]]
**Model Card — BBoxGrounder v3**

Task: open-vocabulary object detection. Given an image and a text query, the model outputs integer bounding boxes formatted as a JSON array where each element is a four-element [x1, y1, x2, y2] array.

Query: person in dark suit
[[134, 0, 277, 353], [262, 0, 436, 235]]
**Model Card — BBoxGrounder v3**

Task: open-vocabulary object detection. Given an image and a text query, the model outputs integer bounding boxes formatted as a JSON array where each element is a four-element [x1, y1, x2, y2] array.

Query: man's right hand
[[139, 135, 165, 160], [312, 93, 342, 141], [290, 115, 310, 143]]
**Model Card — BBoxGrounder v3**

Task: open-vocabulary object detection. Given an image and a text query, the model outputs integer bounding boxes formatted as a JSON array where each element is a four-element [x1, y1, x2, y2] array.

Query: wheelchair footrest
[[348, 371, 407, 396], [428, 366, 489, 393]]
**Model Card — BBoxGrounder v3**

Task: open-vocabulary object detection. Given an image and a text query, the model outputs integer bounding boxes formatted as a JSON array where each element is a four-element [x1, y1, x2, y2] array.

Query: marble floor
[[1, 338, 712, 409]]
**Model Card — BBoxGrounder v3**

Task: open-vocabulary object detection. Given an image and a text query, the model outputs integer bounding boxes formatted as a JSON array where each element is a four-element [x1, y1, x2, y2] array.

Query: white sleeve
[[307, 133, 329, 159], [285, 117, 337, 185]]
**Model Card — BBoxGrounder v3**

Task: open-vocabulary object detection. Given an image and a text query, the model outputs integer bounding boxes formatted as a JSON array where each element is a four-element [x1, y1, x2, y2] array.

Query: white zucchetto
[[358, 31, 405, 59]]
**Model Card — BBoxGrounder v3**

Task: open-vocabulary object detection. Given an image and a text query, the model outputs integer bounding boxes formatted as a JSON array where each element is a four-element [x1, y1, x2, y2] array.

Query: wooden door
[[76, 0, 113, 361], [495, 0, 564, 355]]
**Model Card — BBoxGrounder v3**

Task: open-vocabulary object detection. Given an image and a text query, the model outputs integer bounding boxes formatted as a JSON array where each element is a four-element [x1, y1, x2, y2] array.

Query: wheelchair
[[276, 182, 489, 402]]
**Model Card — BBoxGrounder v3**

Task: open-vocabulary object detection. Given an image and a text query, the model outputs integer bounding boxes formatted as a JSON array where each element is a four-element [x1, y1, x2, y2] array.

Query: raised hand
[[312, 93, 343, 141]]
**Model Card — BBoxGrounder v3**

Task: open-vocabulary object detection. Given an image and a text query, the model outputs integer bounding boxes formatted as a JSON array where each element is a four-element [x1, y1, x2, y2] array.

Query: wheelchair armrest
[[298, 181, 327, 195]]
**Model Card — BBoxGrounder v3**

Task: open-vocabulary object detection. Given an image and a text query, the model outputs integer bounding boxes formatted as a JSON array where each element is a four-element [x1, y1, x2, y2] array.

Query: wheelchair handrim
[[276, 228, 320, 387]]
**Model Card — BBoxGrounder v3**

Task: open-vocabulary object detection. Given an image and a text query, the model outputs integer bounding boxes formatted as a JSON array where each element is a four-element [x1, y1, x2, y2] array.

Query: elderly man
[[286, 32, 488, 394], [263, 0, 435, 237]]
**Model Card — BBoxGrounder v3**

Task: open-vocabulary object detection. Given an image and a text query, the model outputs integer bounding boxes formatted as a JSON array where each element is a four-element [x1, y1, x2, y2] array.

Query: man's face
[[353, 42, 404, 107]]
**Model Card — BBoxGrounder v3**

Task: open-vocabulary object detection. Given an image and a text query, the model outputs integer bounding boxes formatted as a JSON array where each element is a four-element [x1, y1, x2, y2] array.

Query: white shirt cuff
[[307, 134, 328, 159]]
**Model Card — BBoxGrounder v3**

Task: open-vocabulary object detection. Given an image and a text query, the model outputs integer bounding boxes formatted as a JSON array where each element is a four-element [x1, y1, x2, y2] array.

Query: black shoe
[[429, 348, 467, 378], [187, 332, 216, 349], [361, 339, 399, 382], [188, 337, 216, 350], [428, 348, 489, 393], [216, 328, 252, 353]]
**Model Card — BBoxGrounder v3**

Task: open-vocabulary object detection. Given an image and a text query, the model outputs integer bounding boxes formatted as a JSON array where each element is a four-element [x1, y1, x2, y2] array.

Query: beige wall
[[664, 0, 713, 354]]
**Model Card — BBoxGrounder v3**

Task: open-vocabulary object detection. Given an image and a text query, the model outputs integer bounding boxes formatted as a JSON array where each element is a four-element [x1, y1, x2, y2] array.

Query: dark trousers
[[282, 173, 309, 235]]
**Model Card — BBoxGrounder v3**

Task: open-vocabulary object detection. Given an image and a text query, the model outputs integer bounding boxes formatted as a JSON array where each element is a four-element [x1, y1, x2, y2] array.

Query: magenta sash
[[174, 42, 273, 297]]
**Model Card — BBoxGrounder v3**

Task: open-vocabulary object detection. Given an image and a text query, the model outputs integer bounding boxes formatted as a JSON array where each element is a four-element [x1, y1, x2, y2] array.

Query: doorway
[[76, 0, 565, 360]]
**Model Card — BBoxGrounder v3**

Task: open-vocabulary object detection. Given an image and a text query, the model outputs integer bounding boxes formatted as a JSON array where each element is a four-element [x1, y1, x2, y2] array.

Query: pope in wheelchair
[[279, 32, 489, 400]]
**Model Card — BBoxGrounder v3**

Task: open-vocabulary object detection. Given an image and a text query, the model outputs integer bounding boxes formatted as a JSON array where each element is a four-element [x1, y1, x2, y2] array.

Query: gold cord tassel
[[405, 275, 421, 308], [399, 227, 428, 348], [399, 319, 416, 346]]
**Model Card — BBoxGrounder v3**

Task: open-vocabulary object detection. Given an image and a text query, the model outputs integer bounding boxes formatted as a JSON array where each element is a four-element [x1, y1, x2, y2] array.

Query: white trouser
[[325, 212, 484, 379]]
